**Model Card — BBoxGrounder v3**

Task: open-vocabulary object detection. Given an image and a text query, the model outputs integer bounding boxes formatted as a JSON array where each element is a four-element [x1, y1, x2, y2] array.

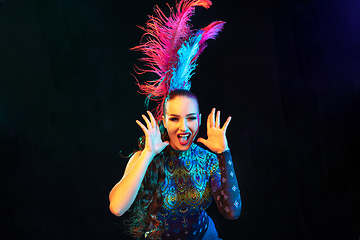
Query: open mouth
[[177, 133, 191, 145]]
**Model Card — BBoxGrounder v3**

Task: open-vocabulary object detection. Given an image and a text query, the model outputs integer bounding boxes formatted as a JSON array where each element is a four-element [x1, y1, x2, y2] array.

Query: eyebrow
[[168, 113, 197, 117]]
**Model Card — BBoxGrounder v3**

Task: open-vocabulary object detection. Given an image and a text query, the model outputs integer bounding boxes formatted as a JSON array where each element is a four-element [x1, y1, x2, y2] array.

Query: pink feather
[[195, 21, 226, 60]]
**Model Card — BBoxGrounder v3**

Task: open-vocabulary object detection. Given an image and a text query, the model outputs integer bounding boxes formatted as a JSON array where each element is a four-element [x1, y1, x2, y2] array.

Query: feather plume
[[170, 21, 226, 92], [196, 21, 226, 59], [170, 33, 202, 91], [131, 0, 225, 120]]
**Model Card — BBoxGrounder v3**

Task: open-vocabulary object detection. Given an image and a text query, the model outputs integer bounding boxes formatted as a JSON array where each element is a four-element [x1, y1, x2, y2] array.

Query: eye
[[169, 117, 179, 122], [187, 117, 197, 121]]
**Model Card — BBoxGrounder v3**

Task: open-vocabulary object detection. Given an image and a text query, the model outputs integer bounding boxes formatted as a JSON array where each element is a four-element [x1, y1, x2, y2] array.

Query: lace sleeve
[[209, 150, 241, 220]]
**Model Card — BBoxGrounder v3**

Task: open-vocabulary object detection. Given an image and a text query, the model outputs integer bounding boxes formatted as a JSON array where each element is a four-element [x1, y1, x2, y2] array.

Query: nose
[[179, 119, 188, 131]]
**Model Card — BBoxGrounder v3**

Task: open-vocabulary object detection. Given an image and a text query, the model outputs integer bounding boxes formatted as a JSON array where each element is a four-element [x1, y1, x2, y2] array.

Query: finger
[[222, 116, 232, 132], [211, 108, 215, 128], [136, 120, 149, 135], [142, 114, 152, 130], [207, 110, 211, 129], [147, 111, 157, 128], [215, 110, 220, 128]]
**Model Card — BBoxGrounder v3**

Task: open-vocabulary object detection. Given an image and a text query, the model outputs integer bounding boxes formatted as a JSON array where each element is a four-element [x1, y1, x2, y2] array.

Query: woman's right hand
[[110, 111, 168, 217], [136, 111, 169, 156]]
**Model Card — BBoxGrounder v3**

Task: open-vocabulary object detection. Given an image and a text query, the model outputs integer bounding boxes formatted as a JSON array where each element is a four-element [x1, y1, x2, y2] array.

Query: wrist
[[214, 144, 229, 154], [141, 149, 156, 160], [215, 148, 229, 154]]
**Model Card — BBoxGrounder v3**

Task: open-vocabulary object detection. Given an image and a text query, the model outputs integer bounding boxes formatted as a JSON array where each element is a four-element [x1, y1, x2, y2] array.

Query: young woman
[[110, 0, 241, 238], [109, 90, 241, 239]]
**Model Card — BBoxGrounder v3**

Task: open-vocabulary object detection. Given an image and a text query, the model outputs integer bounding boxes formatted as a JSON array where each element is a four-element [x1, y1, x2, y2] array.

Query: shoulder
[[192, 144, 219, 176], [192, 144, 217, 162]]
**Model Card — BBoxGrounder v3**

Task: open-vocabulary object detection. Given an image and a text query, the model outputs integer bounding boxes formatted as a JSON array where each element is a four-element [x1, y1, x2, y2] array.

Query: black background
[[1, 0, 359, 239]]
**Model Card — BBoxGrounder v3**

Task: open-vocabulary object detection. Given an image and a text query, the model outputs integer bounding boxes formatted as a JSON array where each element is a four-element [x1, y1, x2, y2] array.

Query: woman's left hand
[[197, 108, 231, 154]]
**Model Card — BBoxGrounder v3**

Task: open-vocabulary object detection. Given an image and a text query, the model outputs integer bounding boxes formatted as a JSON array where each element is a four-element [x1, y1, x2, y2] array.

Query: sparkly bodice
[[157, 144, 221, 240]]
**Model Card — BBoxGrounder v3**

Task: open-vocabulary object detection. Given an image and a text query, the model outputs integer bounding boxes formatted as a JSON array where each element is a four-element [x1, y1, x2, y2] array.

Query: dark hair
[[125, 90, 198, 239], [164, 89, 199, 114]]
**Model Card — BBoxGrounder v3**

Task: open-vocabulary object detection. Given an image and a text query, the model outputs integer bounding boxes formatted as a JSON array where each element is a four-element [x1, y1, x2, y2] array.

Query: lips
[[177, 133, 191, 145]]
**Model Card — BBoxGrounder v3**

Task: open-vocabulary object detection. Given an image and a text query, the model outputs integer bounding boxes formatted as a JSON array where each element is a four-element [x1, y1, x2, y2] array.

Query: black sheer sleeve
[[209, 150, 241, 220]]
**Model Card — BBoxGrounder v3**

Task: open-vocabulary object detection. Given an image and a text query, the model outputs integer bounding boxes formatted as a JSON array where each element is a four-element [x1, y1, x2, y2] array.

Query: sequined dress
[[155, 143, 241, 240]]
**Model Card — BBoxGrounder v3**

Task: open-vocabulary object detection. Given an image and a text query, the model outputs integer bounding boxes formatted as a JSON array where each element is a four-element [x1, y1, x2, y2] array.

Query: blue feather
[[170, 31, 204, 91]]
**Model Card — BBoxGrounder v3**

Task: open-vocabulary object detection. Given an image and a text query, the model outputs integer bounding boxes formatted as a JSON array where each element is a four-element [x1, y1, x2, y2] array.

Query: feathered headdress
[[131, 0, 225, 121]]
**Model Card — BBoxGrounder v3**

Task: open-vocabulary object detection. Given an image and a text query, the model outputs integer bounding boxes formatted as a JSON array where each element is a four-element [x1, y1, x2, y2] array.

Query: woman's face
[[163, 96, 201, 151]]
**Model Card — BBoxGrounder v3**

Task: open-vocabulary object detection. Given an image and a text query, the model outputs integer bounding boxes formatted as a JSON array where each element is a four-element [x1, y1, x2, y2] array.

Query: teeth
[[178, 134, 190, 140], [178, 133, 190, 145]]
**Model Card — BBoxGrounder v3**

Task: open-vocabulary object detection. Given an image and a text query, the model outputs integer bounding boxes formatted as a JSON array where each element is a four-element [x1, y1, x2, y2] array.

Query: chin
[[175, 144, 192, 151]]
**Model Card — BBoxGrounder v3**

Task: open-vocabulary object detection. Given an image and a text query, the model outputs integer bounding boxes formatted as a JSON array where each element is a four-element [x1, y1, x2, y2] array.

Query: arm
[[211, 150, 241, 220], [109, 111, 168, 216], [109, 150, 155, 216], [197, 108, 241, 219]]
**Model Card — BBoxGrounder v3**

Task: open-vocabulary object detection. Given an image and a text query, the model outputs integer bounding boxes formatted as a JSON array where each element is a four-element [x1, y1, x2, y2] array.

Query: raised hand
[[197, 108, 231, 154], [136, 111, 169, 156]]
